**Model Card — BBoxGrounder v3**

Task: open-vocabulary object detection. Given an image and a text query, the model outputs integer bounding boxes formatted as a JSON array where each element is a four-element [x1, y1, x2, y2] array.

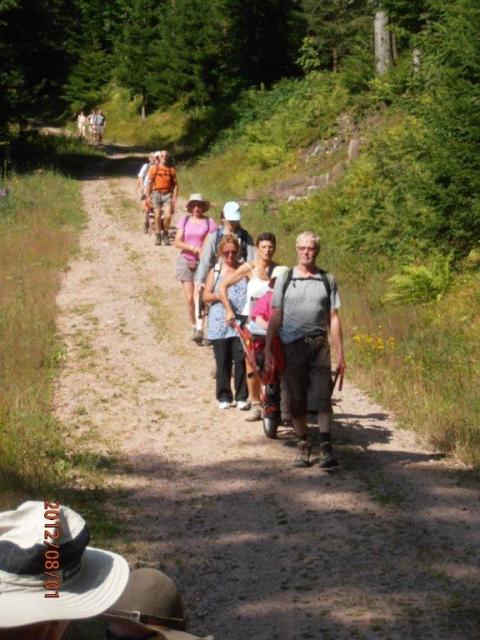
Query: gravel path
[[54, 149, 480, 640]]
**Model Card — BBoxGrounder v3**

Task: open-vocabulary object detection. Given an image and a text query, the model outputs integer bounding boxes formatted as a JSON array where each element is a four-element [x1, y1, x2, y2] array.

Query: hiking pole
[[331, 368, 344, 395]]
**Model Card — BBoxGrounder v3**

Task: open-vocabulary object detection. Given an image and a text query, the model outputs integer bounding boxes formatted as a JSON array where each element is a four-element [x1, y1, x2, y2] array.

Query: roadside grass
[[0, 168, 125, 538]]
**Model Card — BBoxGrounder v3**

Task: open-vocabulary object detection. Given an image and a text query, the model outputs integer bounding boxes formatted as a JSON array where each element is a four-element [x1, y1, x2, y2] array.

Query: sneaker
[[193, 329, 203, 344], [319, 442, 339, 469], [155, 234, 162, 246], [218, 401, 231, 410], [294, 440, 312, 468], [236, 400, 251, 411], [244, 404, 262, 422]]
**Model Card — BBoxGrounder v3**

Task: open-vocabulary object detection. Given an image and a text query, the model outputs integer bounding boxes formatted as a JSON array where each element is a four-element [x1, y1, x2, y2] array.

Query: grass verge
[[0, 165, 126, 539]]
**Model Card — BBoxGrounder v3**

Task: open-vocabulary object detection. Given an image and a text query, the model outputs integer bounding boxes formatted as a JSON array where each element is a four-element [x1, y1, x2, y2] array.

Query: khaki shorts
[[151, 191, 172, 211], [176, 255, 198, 282], [283, 336, 332, 417]]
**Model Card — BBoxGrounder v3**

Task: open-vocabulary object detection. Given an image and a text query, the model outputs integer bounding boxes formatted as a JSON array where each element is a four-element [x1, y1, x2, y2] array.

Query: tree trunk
[[141, 90, 146, 122], [332, 47, 338, 72], [374, 11, 393, 75]]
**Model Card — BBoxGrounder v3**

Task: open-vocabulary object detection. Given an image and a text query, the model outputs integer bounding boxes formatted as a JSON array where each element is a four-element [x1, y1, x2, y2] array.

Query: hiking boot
[[319, 442, 339, 469], [294, 439, 312, 468], [155, 233, 162, 246], [193, 329, 203, 344], [162, 231, 170, 246], [202, 338, 212, 347], [244, 404, 261, 422], [236, 400, 251, 411]]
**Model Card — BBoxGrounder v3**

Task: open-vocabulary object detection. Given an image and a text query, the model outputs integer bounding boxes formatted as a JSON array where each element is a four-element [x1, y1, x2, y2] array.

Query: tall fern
[[383, 253, 452, 305]]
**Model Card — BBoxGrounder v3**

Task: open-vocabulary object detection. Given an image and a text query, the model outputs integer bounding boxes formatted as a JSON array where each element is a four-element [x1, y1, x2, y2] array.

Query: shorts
[[283, 336, 332, 418], [151, 191, 172, 210], [176, 255, 198, 282]]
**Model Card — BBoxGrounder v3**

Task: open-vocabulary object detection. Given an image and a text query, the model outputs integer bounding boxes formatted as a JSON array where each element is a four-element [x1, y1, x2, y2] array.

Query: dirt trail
[[54, 149, 480, 640]]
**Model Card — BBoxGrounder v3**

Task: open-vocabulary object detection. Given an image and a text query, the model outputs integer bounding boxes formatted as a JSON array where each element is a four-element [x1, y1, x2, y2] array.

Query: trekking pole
[[331, 368, 344, 395]]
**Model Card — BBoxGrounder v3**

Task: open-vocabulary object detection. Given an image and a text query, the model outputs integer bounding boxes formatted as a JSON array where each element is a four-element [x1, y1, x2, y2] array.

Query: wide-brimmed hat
[[222, 201, 241, 221], [186, 193, 210, 212], [103, 568, 213, 640], [0, 501, 129, 628]]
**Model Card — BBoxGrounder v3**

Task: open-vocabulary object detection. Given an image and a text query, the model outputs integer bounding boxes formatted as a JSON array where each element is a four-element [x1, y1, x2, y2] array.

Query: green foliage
[[383, 254, 453, 305], [63, 47, 112, 113], [297, 36, 322, 75], [300, 0, 372, 70]]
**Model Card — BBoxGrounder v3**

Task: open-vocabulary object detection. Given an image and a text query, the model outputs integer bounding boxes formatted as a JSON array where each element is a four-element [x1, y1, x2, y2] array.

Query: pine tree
[[300, 0, 371, 70], [113, 0, 164, 118]]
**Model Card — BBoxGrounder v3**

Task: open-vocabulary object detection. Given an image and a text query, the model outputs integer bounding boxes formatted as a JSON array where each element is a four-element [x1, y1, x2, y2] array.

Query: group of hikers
[[137, 151, 346, 470], [0, 501, 211, 639], [76, 110, 106, 144]]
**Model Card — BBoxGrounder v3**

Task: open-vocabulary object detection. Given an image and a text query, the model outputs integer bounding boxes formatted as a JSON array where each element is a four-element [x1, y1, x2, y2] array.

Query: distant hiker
[[146, 150, 178, 246], [137, 153, 155, 233], [103, 567, 213, 640], [76, 110, 87, 138], [87, 110, 95, 142], [0, 501, 129, 640], [195, 201, 255, 286], [219, 232, 277, 422], [202, 234, 248, 409], [174, 193, 217, 343], [265, 231, 346, 468], [94, 110, 106, 144]]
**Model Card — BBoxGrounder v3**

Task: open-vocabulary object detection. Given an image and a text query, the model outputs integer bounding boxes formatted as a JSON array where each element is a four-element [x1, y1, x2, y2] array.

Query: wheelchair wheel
[[263, 415, 279, 439]]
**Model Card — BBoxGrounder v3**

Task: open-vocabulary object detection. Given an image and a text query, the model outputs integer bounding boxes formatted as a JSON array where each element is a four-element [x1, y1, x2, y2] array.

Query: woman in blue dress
[[203, 234, 248, 410]]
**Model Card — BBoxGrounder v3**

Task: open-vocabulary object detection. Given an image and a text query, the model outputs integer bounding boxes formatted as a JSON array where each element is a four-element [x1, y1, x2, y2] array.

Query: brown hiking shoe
[[294, 439, 311, 468], [155, 233, 162, 246], [319, 442, 339, 469]]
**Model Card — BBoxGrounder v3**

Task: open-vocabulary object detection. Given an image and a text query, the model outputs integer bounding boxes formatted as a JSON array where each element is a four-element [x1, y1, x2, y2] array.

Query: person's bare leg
[[244, 359, 261, 419], [194, 283, 203, 332], [154, 206, 163, 244], [181, 281, 195, 326], [163, 203, 173, 245], [292, 415, 308, 439]]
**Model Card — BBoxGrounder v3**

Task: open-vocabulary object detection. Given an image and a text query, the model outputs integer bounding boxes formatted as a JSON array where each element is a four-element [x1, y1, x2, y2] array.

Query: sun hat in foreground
[[0, 501, 129, 628]]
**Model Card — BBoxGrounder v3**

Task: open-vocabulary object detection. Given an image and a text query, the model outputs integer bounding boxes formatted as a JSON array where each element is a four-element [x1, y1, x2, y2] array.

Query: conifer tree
[[300, 0, 371, 70]]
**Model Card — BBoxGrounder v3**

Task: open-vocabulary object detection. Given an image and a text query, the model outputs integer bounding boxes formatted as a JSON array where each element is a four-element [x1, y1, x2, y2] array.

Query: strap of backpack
[[282, 268, 332, 316]]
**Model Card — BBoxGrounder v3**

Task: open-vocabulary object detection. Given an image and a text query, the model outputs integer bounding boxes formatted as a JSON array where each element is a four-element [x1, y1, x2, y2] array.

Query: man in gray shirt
[[266, 231, 346, 468]]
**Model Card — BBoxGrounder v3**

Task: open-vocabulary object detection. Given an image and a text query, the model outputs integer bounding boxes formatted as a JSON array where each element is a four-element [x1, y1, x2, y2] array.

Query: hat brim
[[0, 547, 129, 628], [102, 614, 213, 640], [186, 201, 210, 212], [223, 212, 241, 221]]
